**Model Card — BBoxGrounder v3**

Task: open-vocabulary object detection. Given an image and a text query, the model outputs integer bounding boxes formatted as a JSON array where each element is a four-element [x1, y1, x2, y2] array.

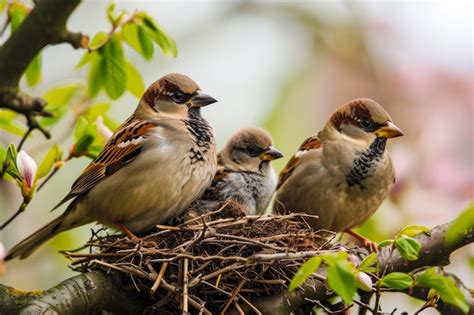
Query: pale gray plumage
[[6, 73, 218, 260], [274, 98, 403, 237], [195, 127, 282, 215]]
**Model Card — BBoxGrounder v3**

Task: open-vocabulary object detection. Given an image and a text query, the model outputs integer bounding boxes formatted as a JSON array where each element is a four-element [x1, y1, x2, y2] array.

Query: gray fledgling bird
[[7, 73, 218, 260], [195, 128, 283, 215], [274, 98, 403, 251]]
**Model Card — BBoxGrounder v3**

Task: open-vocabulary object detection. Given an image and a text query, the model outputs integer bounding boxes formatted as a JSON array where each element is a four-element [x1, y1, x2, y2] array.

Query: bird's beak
[[189, 92, 217, 108], [261, 146, 284, 161], [375, 121, 404, 138]]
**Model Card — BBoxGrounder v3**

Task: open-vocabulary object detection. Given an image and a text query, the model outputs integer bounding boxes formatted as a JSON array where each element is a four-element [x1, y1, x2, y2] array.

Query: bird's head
[[323, 98, 403, 145], [136, 73, 217, 119], [219, 127, 283, 173]]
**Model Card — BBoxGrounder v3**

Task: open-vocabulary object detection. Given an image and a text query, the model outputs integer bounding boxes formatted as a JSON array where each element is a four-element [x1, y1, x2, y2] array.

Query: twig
[[221, 280, 245, 315], [0, 199, 28, 230], [150, 262, 168, 294], [182, 258, 189, 314], [17, 127, 33, 151]]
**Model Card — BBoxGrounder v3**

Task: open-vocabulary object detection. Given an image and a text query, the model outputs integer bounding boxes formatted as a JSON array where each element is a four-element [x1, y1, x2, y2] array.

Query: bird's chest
[[184, 119, 215, 166], [345, 138, 388, 189]]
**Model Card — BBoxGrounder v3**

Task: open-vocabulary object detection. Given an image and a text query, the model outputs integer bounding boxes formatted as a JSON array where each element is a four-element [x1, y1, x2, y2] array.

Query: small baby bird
[[195, 128, 283, 215]]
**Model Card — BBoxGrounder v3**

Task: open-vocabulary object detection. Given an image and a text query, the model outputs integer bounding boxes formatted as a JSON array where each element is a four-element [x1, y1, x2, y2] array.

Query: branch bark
[[0, 219, 472, 314], [0, 0, 83, 88], [0, 0, 87, 139], [0, 270, 150, 314]]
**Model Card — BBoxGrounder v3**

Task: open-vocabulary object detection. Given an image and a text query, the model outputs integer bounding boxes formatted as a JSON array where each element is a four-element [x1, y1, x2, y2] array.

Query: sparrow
[[194, 127, 283, 215], [6, 73, 218, 260], [274, 98, 403, 251]]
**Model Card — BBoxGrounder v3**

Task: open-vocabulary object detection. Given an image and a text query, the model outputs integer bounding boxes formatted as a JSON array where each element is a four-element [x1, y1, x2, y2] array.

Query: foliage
[[289, 218, 470, 313], [76, 3, 175, 100], [415, 268, 469, 313]]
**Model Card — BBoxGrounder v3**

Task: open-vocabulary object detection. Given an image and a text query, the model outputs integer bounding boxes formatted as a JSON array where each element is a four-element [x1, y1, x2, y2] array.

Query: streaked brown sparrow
[[195, 127, 283, 215], [7, 73, 218, 260], [274, 98, 403, 250]]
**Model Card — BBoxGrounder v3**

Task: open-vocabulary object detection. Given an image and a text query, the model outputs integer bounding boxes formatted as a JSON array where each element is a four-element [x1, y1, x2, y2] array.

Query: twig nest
[[66, 202, 337, 314]]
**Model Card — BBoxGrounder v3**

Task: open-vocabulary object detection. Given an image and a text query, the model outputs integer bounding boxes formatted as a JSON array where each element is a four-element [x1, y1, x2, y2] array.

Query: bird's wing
[[200, 166, 232, 201], [277, 135, 322, 189], [53, 119, 157, 210]]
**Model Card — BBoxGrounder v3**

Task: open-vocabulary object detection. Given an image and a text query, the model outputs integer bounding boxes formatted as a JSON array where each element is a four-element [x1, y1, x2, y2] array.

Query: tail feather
[[6, 215, 66, 260]]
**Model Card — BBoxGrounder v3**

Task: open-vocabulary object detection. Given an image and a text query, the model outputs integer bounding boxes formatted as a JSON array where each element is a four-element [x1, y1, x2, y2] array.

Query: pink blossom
[[96, 116, 113, 141], [16, 150, 37, 188]]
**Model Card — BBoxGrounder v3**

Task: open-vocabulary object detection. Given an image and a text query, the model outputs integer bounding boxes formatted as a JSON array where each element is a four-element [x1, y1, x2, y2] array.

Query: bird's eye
[[172, 92, 186, 104], [245, 145, 260, 156], [359, 119, 373, 130]]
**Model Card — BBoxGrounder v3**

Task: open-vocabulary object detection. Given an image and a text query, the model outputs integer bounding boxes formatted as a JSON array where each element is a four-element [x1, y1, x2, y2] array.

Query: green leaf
[[86, 103, 111, 121], [394, 235, 421, 261], [44, 84, 82, 110], [138, 12, 177, 57], [36, 145, 62, 180], [101, 34, 126, 100], [74, 117, 89, 142], [73, 117, 103, 156], [378, 239, 394, 248], [8, 3, 28, 32], [379, 272, 413, 290], [0, 0, 7, 13], [323, 252, 356, 305], [89, 32, 109, 51], [41, 83, 83, 126], [398, 225, 431, 237], [75, 51, 95, 69], [415, 268, 469, 313], [0, 110, 26, 136], [289, 256, 322, 291], [25, 53, 42, 87], [5, 144, 21, 181], [106, 2, 116, 25], [122, 23, 141, 52], [122, 23, 154, 60], [125, 60, 144, 98], [137, 24, 154, 60], [446, 204, 474, 244], [88, 53, 103, 98], [0, 145, 6, 165], [327, 260, 356, 304], [358, 252, 378, 273]]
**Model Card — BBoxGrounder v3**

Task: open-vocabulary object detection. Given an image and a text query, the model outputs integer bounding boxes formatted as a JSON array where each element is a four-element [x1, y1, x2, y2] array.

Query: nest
[[66, 202, 338, 314]]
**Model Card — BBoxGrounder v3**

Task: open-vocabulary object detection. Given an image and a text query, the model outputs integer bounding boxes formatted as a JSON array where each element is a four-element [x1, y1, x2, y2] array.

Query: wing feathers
[[277, 135, 322, 189], [53, 119, 156, 210]]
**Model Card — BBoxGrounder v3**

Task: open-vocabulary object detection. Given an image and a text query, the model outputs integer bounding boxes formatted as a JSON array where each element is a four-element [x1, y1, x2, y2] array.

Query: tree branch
[[0, 270, 150, 314], [0, 0, 84, 88], [231, 219, 473, 314], [1, 220, 472, 314], [0, 0, 87, 139]]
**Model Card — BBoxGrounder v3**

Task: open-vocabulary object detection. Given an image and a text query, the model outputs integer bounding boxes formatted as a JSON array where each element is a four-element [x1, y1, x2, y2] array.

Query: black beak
[[261, 146, 284, 161], [189, 92, 217, 108]]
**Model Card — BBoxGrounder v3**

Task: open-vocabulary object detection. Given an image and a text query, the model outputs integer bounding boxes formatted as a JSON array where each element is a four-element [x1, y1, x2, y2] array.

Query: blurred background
[[1, 1, 472, 313]]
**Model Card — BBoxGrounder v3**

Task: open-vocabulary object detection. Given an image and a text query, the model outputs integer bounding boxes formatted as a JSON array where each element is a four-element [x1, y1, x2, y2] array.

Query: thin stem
[[372, 286, 381, 315], [0, 199, 28, 230], [17, 127, 33, 151], [37, 164, 60, 191]]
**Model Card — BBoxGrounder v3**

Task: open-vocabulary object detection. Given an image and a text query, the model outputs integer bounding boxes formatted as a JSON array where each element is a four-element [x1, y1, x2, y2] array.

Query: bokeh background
[[1, 1, 472, 313]]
